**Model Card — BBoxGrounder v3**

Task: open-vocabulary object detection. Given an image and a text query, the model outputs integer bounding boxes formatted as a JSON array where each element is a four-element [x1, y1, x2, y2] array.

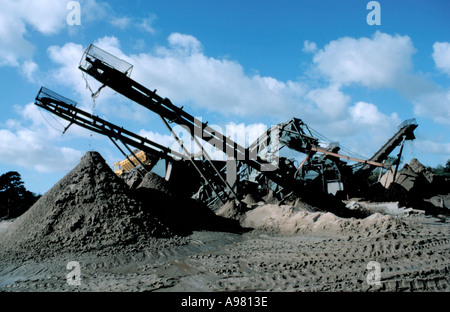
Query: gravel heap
[[0, 152, 172, 257], [136, 171, 174, 195], [242, 204, 406, 236]]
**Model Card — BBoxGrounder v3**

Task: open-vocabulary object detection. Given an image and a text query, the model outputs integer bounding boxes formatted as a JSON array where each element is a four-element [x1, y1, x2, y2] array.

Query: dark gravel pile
[[0, 152, 173, 257]]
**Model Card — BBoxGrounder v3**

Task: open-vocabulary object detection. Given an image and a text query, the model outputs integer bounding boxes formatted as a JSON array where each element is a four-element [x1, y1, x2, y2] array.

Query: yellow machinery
[[112, 150, 150, 176]]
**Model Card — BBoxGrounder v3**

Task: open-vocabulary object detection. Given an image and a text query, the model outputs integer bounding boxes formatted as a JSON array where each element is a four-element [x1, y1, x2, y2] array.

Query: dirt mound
[[133, 186, 245, 235], [216, 200, 248, 222], [0, 152, 172, 257], [242, 204, 405, 235], [137, 171, 173, 194]]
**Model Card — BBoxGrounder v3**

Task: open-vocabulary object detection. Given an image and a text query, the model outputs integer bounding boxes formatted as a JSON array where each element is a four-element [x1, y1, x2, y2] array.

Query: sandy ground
[[0, 220, 14, 234], [1, 213, 449, 292]]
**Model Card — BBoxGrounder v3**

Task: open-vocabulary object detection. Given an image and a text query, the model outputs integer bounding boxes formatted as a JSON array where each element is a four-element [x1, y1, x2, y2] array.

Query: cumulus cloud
[[306, 84, 350, 118], [0, 128, 83, 173], [432, 42, 450, 76], [167, 33, 203, 55], [110, 13, 156, 34], [47, 37, 137, 118], [0, 0, 112, 77], [0, 0, 68, 66], [137, 14, 157, 34], [48, 42, 85, 88], [308, 101, 402, 158], [303, 40, 317, 53], [110, 16, 132, 29], [349, 101, 391, 126], [20, 60, 38, 82], [121, 33, 310, 119], [312, 31, 415, 88], [307, 32, 450, 126], [138, 129, 176, 149], [0, 103, 83, 173], [412, 89, 450, 125], [415, 139, 450, 156]]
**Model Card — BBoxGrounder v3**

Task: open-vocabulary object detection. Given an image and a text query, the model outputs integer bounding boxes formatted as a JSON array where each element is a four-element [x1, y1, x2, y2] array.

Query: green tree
[[430, 159, 450, 177], [0, 171, 40, 218]]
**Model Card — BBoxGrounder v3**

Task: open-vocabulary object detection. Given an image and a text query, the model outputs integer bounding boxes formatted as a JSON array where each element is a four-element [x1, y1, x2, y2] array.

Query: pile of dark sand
[[0, 152, 172, 257], [136, 171, 174, 195], [133, 173, 244, 235]]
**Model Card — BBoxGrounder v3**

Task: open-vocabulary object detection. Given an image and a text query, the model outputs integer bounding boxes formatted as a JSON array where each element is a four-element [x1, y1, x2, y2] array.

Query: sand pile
[[136, 171, 173, 195], [241, 204, 404, 235], [216, 200, 248, 222], [132, 172, 244, 235], [0, 152, 172, 256]]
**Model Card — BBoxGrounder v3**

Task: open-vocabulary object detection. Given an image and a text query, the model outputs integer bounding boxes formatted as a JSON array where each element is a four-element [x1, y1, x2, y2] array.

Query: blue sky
[[0, 0, 449, 195]]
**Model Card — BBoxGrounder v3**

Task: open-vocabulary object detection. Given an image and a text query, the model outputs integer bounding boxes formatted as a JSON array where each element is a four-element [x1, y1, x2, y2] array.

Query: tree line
[[0, 171, 41, 219], [429, 159, 450, 178]]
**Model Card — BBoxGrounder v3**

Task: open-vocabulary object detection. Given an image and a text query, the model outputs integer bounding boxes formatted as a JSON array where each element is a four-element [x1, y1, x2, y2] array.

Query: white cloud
[[47, 42, 89, 101], [20, 60, 38, 82], [307, 32, 450, 126], [0, 6, 34, 66], [349, 101, 388, 125], [312, 31, 415, 88], [167, 33, 203, 55], [109, 13, 157, 35], [19, 0, 67, 34], [415, 139, 450, 156], [306, 84, 350, 118], [110, 16, 132, 29], [432, 42, 450, 76], [93, 36, 124, 57], [0, 0, 110, 73], [47, 40, 121, 113], [138, 129, 176, 149], [224, 122, 268, 148], [0, 124, 83, 173], [137, 14, 157, 34], [0, 0, 66, 67], [303, 101, 401, 158], [303, 40, 317, 53], [124, 33, 309, 118], [80, 0, 112, 24], [412, 89, 450, 125]]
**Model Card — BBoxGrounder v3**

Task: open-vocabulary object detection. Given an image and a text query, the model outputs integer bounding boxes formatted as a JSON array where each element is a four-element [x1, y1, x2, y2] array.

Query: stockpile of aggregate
[[217, 196, 407, 236], [0, 152, 173, 257], [371, 158, 450, 216], [242, 204, 406, 236], [132, 171, 244, 235]]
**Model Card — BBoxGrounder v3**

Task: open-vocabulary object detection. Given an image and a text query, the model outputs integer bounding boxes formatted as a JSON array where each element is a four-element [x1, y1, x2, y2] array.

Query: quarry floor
[[0, 213, 449, 292]]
